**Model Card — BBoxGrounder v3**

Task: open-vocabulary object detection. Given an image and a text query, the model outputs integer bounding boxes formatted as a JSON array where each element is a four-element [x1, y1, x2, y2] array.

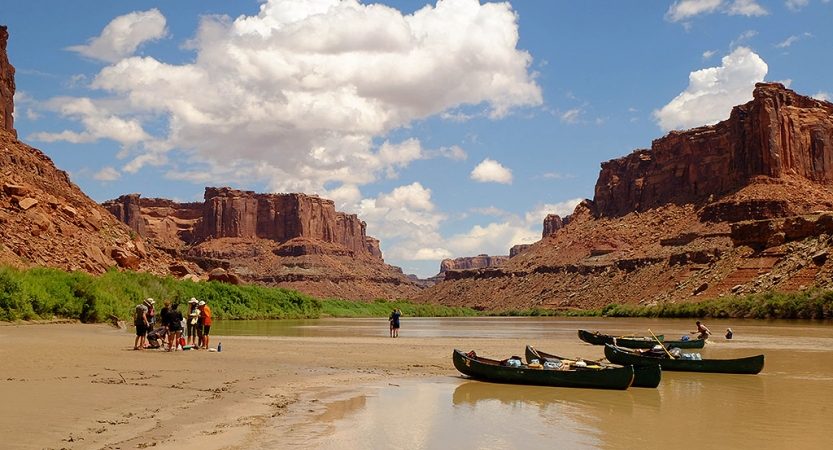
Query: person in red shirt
[[199, 301, 213, 349]]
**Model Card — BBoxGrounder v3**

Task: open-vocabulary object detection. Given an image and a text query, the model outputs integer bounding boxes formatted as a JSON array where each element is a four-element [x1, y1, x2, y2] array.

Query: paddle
[[648, 328, 674, 359]]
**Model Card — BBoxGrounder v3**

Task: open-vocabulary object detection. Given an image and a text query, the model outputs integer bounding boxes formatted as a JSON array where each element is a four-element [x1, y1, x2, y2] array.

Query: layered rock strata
[[594, 83, 833, 218], [0, 130, 188, 275], [416, 84, 833, 311], [0, 26, 16, 137], [104, 188, 415, 301]]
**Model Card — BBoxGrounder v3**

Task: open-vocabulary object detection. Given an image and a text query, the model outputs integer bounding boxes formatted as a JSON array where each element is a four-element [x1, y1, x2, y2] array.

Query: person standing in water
[[389, 308, 401, 338], [692, 321, 712, 340]]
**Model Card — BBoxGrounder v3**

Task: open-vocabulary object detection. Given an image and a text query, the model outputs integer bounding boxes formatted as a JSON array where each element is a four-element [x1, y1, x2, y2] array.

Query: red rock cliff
[[594, 83, 833, 218], [0, 26, 16, 137], [440, 254, 509, 273], [106, 187, 382, 259], [201, 187, 378, 258], [103, 187, 414, 301], [416, 84, 833, 312]]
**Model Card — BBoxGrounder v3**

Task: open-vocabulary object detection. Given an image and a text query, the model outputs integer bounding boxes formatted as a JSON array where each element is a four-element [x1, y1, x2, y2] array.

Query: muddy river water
[[214, 317, 832, 449]]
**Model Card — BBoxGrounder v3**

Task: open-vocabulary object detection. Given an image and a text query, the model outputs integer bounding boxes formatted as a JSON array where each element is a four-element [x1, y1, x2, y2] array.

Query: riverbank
[[0, 322, 577, 449]]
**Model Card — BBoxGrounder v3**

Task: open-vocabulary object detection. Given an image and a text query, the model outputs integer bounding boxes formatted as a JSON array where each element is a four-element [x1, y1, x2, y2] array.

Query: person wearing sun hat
[[186, 298, 200, 347], [198, 300, 212, 349]]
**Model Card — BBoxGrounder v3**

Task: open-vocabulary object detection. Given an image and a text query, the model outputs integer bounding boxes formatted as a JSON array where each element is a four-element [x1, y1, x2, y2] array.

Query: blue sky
[[3, 0, 832, 278]]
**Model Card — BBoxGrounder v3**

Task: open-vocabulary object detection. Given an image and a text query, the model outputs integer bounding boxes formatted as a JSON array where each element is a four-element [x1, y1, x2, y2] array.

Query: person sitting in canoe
[[692, 321, 711, 340]]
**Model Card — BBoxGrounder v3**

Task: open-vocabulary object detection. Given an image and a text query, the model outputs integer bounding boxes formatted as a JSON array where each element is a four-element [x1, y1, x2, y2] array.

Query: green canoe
[[578, 329, 664, 346], [614, 336, 706, 349], [604, 344, 765, 374], [525, 345, 662, 388], [453, 349, 635, 390]]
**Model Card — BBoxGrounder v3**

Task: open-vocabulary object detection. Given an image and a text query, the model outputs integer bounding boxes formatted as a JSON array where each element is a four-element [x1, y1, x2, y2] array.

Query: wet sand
[[0, 322, 591, 449]]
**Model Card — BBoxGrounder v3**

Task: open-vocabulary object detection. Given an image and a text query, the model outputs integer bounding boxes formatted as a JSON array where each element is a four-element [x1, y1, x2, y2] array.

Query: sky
[[3, 0, 832, 278]]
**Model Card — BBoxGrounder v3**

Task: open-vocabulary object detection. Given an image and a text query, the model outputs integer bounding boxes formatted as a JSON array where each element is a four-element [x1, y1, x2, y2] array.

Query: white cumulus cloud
[[471, 158, 513, 184], [35, 0, 542, 200], [525, 199, 584, 224], [653, 46, 768, 131], [814, 91, 831, 101], [665, 0, 767, 22], [93, 166, 121, 181], [67, 9, 168, 63], [785, 0, 810, 11], [354, 183, 579, 265]]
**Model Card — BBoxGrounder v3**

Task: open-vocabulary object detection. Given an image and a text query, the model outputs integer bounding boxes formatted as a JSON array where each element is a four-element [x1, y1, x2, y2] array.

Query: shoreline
[[0, 322, 566, 449]]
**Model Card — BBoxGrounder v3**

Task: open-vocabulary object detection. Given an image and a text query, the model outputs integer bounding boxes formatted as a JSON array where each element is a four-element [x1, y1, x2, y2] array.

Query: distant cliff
[[104, 188, 415, 301], [417, 83, 833, 311], [543, 213, 571, 237], [594, 83, 833, 219], [105, 188, 383, 258]]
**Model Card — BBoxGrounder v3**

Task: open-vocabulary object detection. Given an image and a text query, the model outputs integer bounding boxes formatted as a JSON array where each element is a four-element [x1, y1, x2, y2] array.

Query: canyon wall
[[417, 84, 833, 311], [543, 213, 571, 237], [439, 255, 510, 274], [103, 188, 411, 300], [594, 83, 833, 218], [0, 26, 16, 137], [104, 187, 382, 259]]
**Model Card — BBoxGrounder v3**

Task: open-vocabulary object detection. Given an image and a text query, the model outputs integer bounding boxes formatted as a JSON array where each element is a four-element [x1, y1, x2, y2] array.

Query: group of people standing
[[133, 297, 212, 351]]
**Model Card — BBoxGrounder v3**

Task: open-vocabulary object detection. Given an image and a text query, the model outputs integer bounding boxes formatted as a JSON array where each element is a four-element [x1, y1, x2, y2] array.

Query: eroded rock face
[[103, 194, 146, 237], [107, 188, 382, 259], [0, 130, 187, 275], [0, 26, 15, 137], [201, 187, 375, 257], [509, 244, 531, 258], [594, 83, 833, 218], [105, 188, 417, 300], [415, 84, 833, 312], [439, 254, 510, 274], [543, 214, 572, 237]]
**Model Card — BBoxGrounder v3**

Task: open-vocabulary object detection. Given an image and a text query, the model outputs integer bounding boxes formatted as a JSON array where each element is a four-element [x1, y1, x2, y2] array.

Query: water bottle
[[218, 342, 222, 352]]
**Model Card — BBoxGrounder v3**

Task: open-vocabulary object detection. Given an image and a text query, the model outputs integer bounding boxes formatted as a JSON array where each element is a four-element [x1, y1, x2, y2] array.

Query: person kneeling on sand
[[146, 327, 167, 349]]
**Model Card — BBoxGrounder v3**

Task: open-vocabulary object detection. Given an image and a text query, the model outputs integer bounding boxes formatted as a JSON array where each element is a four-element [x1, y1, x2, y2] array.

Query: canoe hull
[[604, 344, 765, 374], [578, 329, 664, 346], [525, 345, 661, 389], [615, 337, 706, 349], [453, 349, 634, 390]]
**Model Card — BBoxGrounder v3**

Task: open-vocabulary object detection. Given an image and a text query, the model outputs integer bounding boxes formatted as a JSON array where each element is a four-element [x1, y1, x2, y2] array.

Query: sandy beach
[[0, 322, 578, 449]]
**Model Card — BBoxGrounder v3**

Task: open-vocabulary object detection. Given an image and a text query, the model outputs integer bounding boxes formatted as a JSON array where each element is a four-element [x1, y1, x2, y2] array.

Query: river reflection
[[242, 317, 831, 449]]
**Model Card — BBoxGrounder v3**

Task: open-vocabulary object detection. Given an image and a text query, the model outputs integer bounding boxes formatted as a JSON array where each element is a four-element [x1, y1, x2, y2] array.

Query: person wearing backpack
[[166, 303, 184, 352], [144, 298, 156, 340], [133, 299, 151, 350]]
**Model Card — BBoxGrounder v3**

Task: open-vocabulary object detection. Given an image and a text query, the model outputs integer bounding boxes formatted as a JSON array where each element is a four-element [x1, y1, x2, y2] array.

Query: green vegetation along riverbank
[[0, 266, 475, 323], [1, 265, 832, 323]]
